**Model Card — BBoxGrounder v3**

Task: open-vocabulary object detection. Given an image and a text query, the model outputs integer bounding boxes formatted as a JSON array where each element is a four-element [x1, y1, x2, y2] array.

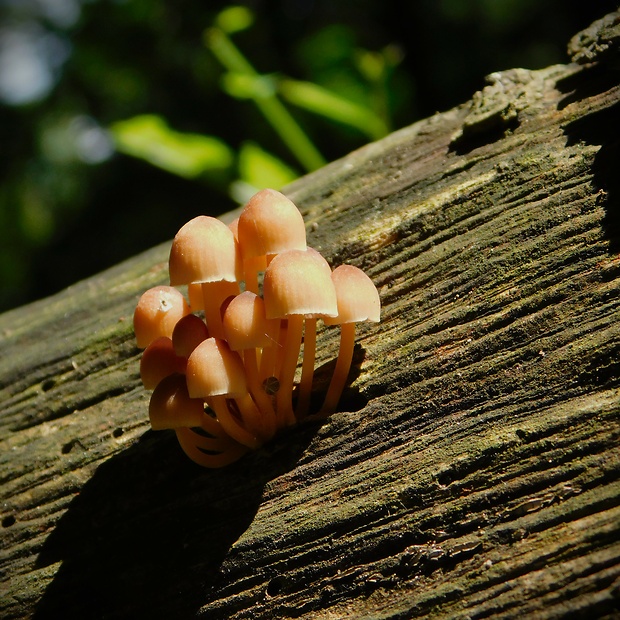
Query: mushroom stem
[[296, 318, 317, 419], [208, 395, 261, 449], [175, 426, 248, 468], [275, 320, 288, 377], [202, 281, 239, 339], [258, 338, 279, 382], [234, 392, 269, 441], [243, 349, 277, 439], [276, 314, 303, 427], [319, 322, 356, 416], [243, 256, 266, 295]]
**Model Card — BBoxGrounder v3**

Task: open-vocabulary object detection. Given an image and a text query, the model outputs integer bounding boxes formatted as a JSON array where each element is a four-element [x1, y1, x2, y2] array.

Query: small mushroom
[[169, 216, 241, 339], [237, 189, 307, 294], [148, 372, 206, 430], [171, 313, 209, 358], [148, 373, 247, 467], [140, 337, 187, 390], [295, 248, 334, 418], [320, 265, 380, 415], [263, 249, 337, 427], [133, 189, 383, 468], [186, 337, 262, 449], [222, 291, 279, 439], [133, 286, 190, 348]]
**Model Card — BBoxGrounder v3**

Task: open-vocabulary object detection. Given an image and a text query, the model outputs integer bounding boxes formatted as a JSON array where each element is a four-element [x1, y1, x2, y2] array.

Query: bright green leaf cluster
[[109, 5, 403, 201], [110, 115, 234, 179]]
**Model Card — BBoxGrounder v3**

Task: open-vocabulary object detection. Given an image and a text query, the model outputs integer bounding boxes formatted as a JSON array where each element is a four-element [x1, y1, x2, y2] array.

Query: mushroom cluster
[[133, 189, 380, 467]]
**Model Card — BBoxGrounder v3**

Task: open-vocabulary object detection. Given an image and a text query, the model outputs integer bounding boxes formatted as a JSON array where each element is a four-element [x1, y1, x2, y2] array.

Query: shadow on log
[[31, 425, 319, 619], [2, 10, 620, 620]]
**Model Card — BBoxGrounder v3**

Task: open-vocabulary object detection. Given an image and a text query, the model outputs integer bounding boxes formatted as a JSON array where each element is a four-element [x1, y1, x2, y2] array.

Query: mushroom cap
[[169, 215, 240, 286], [222, 290, 279, 350], [133, 286, 191, 348], [323, 264, 381, 325], [263, 249, 338, 319], [228, 217, 239, 240], [148, 373, 206, 430], [186, 337, 248, 398], [306, 246, 333, 277], [140, 337, 187, 389], [237, 189, 307, 260], [172, 313, 209, 358]]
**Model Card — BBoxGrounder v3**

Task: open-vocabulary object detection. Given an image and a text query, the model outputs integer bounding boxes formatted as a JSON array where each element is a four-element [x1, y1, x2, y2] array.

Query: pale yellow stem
[[202, 280, 239, 339], [319, 322, 356, 416], [175, 426, 248, 468], [274, 320, 288, 377], [296, 318, 317, 419], [208, 395, 260, 449], [260, 320, 286, 382], [276, 314, 303, 427], [234, 392, 266, 439], [243, 255, 266, 295], [244, 349, 277, 440]]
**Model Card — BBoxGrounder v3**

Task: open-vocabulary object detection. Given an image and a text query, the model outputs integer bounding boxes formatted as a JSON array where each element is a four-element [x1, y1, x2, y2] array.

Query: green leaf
[[238, 141, 298, 190], [356, 50, 386, 83], [215, 6, 254, 34], [278, 79, 388, 140], [110, 115, 234, 179], [221, 73, 276, 100]]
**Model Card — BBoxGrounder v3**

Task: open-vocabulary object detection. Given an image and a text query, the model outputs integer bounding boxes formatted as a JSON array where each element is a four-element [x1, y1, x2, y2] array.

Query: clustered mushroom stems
[[133, 189, 380, 467]]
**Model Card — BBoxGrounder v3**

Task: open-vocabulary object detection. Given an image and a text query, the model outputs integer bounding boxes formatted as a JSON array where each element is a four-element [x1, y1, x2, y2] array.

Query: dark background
[[0, 0, 617, 313]]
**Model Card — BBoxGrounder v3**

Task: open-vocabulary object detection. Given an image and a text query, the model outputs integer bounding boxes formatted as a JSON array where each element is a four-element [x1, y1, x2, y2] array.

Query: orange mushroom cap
[[222, 291, 279, 351], [323, 265, 381, 326], [263, 249, 338, 319], [149, 373, 205, 430], [133, 285, 190, 349], [169, 215, 240, 286], [140, 337, 187, 390], [228, 217, 239, 241], [171, 313, 209, 358], [306, 246, 332, 276], [186, 337, 248, 398], [237, 189, 307, 260]]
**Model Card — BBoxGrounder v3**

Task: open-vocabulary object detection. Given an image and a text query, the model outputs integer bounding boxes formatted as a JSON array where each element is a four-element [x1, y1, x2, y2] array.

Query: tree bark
[[2, 12, 619, 620]]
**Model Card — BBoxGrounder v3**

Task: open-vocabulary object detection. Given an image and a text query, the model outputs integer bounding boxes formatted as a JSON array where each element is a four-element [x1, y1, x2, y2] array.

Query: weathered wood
[[2, 12, 620, 619]]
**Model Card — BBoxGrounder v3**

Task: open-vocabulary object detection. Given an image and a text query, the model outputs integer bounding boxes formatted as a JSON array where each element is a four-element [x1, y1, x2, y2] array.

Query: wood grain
[[1, 12, 619, 619]]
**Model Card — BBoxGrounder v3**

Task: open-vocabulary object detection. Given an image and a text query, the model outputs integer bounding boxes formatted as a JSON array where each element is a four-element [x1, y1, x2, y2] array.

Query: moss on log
[[2, 12, 620, 620]]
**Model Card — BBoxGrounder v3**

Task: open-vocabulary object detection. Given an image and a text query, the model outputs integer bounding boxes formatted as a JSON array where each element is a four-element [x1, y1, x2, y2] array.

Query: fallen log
[[1, 11, 619, 620]]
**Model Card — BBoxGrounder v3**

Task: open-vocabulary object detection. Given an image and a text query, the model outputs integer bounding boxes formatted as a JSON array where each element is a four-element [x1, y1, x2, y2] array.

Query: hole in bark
[[562, 100, 620, 252], [306, 343, 368, 415], [266, 576, 285, 596], [515, 429, 529, 441], [556, 63, 620, 110], [449, 114, 520, 155], [2, 515, 16, 527], [61, 440, 77, 454], [41, 379, 56, 392], [437, 470, 453, 487], [336, 387, 368, 413]]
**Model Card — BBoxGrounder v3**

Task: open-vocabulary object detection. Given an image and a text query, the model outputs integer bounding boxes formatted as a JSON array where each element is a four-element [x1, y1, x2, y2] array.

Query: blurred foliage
[[111, 114, 234, 180], [0, 0, 617, 312]]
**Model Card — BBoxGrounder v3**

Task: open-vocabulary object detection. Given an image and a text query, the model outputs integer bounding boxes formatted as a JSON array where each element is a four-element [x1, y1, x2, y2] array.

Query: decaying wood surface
[[2, 12, 620, 620]]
